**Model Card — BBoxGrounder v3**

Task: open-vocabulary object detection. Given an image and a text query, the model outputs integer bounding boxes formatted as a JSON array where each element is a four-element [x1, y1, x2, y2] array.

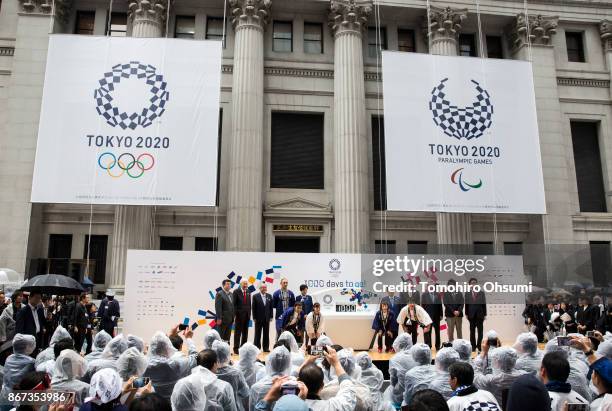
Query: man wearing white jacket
[[540, 351, 587, 411], [397, 303, 432, 345]]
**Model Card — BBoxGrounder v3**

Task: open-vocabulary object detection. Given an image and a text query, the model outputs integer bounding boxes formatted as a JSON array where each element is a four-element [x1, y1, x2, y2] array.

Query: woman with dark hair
[[372, 302, 398, 353]]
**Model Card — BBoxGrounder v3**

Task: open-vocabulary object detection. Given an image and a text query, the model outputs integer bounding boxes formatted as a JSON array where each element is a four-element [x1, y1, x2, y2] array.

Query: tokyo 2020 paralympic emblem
[[94, 62, 169, 130], [428, 78, 493, 140]]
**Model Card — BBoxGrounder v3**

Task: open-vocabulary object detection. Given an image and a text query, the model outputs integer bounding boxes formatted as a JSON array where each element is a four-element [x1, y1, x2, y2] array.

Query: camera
[[132, 377, 150, 388], [567, 403, 589, 411], [557, 336, 572, 347], [310, 345, 326, 357], [281, 382, 300, 396]]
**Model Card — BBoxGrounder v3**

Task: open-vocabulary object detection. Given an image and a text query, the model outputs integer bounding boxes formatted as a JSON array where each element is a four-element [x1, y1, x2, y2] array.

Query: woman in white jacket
[[305, 303, 325, 349]]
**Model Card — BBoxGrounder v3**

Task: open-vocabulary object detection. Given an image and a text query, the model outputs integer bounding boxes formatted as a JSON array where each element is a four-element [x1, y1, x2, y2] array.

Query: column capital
[[128, 0, 168, 28], [425, 5, 467, 42], [508, 13, 558, 51], [18, 0, 72, 23], [601, 20, 612, 52], [328, 0, 372, 37], [229, 0, 272, 31]]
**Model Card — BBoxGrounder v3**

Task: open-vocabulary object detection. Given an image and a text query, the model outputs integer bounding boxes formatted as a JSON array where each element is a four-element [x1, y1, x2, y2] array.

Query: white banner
[[31, 35, 222, 206], [124, 251, 526, 346], [382, 52, 546, 214]]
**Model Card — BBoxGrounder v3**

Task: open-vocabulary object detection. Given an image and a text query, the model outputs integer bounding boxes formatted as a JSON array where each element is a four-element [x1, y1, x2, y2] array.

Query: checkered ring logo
[[429, 78, 493, 140], [94, 61, 169, 130]]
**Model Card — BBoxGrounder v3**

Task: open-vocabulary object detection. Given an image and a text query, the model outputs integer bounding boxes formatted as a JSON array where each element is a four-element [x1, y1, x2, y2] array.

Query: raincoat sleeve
[[322, 378, 357, 411]]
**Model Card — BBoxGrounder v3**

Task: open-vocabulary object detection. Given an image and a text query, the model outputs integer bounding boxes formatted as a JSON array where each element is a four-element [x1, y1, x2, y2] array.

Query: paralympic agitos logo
[[92, 61, 170, 178]]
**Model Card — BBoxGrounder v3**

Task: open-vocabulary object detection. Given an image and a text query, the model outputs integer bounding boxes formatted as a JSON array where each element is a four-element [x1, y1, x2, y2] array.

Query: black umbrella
[[21, 274, 85, 295]]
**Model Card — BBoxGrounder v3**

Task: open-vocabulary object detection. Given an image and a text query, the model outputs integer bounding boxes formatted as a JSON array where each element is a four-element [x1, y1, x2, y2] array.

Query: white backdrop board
[[382, 52, 546, 214], [124, 251, 528, 348], [31, 35, 221, 206]]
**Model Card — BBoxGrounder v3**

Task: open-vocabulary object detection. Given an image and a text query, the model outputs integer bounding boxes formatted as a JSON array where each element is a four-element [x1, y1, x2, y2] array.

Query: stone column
[[329, 0, 371, 253], [108, 0, 167, 290], [426, 5, 473, 248], [225, 0, 271, 251], [601, 20, 612, 97]]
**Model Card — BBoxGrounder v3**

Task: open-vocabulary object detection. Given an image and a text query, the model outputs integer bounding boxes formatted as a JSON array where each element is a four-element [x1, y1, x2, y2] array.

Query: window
[[206, 17, 225, 46], [375, 240, 396, 254], [75, 11, 95, 35], [107, 12, 127, 37], [459, 34, 477, 57], [372, 116, 386, 211], [275, 237, 320, 253], [473, 241, 494, 255], [566, 32, 585, 63], [83, 235, 108, 284], [398, 29, 415, 52], [175, 15, 195, 39], [273, 21, 293, 52], [270, 112, 324, 189], [48, 234, 72, 275], [486, 35, 503, 59], [571, 122, 606, 212], [590, 241, 611, 287], [407, 241, 428, 254], [368, 27, 387, 58], [195, 237, 218, 251], [304, 22, 323, 54], [160, 236, 183, 250], [503, 242, 523, 256]]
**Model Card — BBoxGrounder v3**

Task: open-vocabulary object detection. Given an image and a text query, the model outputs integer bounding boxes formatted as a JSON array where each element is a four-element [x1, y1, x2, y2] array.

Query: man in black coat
[[215, 279, 235, 343], [464, 277, 487, 352], [421, 289, 442, 350], [443, 279, 464, 342], [232, 279, 251, 354], [576, 297, 596, 334], [98, 289, 119, 336], [252, 283, 273, 352], [15, 292, 46, 351], [72, 294, 90, 353]]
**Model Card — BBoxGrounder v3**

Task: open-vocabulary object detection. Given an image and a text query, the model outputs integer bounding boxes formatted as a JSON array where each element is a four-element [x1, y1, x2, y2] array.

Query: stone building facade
[[0, 0, 611, 290]]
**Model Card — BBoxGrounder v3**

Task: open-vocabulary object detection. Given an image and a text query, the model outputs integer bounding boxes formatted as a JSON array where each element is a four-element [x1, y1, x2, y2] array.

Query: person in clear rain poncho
[[356, 352, 386, 410], [143, 331, 196, 401], [237, 342, 264, 386], [116, 347, 148, 381], [0, 334, 36, 407], [403, 343, 437, 406], [204, 329, 222, 349], [212, 340, 249, 411], [277, 331, 305, 367], [83, 334, 128, 383], [452, 339, 473, 363], [544, 337, 592, 402], [51, 348, 90, 406], [127, 334, 145, 353], [84, 330, 112, 363], [474, 346, 526, 405], [81, 368, 125, 411], [35, 324, 71, 367], [171, 373, 208, 411], [249, 345, 292, 411], [597, 339, 612, 360], [384, 333, 416, 407], [319, 348, 373, 411], [513, 332, 543, 374], [190, 348, 237, 411], [429, 347, 460, 400]]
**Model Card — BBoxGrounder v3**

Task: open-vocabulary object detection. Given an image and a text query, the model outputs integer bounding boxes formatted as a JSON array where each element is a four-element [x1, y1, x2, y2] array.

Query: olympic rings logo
[[98, 152, 155, 179]]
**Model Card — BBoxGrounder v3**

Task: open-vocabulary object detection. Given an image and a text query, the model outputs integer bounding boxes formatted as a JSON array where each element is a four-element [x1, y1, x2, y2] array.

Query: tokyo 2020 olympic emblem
[[98, 152, 155, 179], [429, 78, 493, 140], [329, 258, 341, 271], [94, 62, 169, 130]]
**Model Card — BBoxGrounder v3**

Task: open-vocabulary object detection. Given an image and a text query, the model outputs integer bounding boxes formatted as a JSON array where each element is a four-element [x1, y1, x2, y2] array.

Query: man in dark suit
[[98, 289, 120, 336], [443, 279, 464, 342], [15, 292, 46, 351], [272, 278, 295, 338], [252, 283, 273, 352], [215, 279, 235, 343], [72, 294, 90, 353], [421, 289, 442, 350], [465, 277, 487, 352], [232, 279, 251, 354]]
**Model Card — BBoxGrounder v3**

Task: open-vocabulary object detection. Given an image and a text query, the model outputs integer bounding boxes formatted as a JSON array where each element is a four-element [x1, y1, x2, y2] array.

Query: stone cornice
[[229, 0, 272, 30], [128, 0, 168, 26], [601, 20, 612, 52], [508, 13, 558, 50], [222, 64, 382, 81], [18, 0, 71, 23], [425, 5, 467, 42], [264, 197, 333, 219], [557, 77, 610, 88], [328, 0, 372, 36]]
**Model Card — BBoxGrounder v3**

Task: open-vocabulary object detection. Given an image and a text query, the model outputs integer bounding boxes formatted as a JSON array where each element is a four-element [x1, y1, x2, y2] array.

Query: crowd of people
[[0, 281, 610, 410]]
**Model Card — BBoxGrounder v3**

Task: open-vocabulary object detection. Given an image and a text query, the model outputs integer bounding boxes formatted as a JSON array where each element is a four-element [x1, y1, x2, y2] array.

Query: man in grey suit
[[215, 279, 235, 342]]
